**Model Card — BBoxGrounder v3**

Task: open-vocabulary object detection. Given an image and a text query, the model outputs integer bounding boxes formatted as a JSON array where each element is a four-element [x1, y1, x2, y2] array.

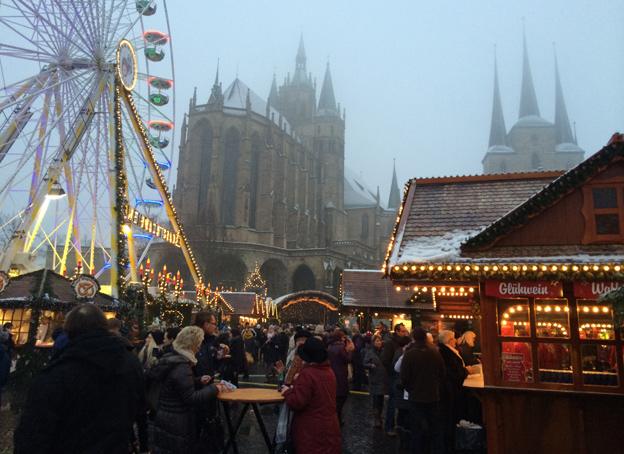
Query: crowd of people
[[6, 305, 481, 454]]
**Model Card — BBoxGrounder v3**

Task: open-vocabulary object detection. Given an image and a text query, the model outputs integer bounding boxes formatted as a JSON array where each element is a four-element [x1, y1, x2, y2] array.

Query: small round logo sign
[[0, 271, 9, 294], [72, 275, 100, 300], [116, 39, 138, 91]]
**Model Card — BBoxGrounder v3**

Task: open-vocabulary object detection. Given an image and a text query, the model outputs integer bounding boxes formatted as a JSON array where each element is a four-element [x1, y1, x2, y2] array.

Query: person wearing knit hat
[[276, 329, 312, 386], [282, 337, 340, 454]]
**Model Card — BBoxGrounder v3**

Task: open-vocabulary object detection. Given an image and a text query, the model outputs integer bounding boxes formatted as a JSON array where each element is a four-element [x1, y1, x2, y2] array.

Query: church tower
[[482, 30, 584, 174], [313, 62, 346, 244], [278, 35, 316, 131]]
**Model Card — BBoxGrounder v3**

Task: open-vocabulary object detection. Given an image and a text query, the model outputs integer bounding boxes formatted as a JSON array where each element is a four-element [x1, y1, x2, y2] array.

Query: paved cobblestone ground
[[234, 377, 404, 454]]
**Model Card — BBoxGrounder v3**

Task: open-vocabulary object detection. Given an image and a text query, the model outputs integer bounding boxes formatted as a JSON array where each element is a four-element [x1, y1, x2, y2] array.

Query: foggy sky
[[169, 0, 623, 202]]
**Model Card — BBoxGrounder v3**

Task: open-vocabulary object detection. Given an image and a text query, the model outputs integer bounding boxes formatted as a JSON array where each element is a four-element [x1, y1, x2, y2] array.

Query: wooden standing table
[[218, 388, 284, 454]]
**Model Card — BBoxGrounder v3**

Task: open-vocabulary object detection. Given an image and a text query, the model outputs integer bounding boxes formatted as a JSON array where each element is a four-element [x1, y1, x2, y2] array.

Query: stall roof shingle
[[220, 292, 257, 315], [388, 172, 561, 265], [341, 269, 432, 309]]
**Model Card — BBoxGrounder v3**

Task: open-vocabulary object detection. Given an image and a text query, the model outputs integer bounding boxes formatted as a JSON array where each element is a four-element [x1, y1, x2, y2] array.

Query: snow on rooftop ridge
[[344, 167, 382, 208], [396, 228, 483, 264]]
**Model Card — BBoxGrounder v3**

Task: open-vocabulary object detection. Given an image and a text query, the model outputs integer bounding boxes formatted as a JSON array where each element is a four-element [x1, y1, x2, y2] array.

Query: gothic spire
[[489, 50, 507, 148], [207, 62, 223, 108], [519, 27, 540, 118], [268, 73, 279, 107], [317, 62, 337, 114], [388, 159, 401, 210], [292, 34, 308, 85], [554, 48, 575, 144]]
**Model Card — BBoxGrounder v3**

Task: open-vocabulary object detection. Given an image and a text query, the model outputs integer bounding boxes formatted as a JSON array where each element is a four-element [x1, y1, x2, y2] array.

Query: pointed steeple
[[519, 27, 540, 118], [489, 50, 507, 148], [292, 34, 310, 85], [207, 61, 223, 108], [554, 48, 575, 144], [268, 73, 279, 108], [180, 113, 188, 147], [387, 159, 401, 210], [317, 62, 337, 115]]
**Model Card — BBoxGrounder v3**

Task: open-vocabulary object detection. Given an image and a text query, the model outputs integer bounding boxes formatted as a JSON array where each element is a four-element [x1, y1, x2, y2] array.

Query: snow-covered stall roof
[[385, 172, 561, 267]]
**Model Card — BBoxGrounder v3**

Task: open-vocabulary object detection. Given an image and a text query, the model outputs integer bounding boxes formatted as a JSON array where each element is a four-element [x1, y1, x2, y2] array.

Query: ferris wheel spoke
[[0, 17, 58, 58], [0, 69, 88, 114], [67, 0, 100, 52], [14, 73, 100, 209], [102, 0, 128, 54], [7, 0, 63, 56], [15, 0, 93, 58], [51, 0, 98, 56], [0, 42, 57, 63]]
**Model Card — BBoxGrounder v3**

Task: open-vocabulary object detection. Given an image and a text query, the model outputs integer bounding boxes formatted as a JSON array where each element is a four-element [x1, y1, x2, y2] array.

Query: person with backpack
[[149, 325, 231, 454]]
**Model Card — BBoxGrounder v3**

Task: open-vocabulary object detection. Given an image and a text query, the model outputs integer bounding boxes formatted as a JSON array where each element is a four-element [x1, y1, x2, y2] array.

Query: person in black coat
[[194, 312, 221, 377], [14, 304, 145, 454], [150, 326, 230, 454], [0, 344, 9, 408], [438, 330, 469, 454], [380, 323, 411, 435], [229, 328, 246, 386]]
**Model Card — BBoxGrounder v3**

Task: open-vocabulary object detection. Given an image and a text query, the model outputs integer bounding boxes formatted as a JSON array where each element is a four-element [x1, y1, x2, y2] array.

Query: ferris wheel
[[0, 0, 202, 296]]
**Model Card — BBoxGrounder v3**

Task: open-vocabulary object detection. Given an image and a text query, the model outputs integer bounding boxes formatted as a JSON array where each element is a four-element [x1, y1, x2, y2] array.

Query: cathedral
[[171, 37, 399, 297], [482, 35, 584, 173]]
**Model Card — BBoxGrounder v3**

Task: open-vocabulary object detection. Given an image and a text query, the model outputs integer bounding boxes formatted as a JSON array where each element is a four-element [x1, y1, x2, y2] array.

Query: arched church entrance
[[292, 264, 316, 292], [260, 259, 288, 297]]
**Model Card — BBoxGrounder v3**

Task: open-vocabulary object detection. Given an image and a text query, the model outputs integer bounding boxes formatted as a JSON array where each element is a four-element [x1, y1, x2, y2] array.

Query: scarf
[[174, 346, 198, 365]]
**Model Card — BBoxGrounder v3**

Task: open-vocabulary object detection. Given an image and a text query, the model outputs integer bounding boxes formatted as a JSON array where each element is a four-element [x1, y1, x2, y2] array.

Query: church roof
[[223, 78, 295, 136], [344, 168, 381, 209]]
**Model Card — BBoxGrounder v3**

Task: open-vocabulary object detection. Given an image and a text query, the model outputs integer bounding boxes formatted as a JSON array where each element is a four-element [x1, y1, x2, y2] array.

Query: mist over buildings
[[169, 0, 623, 200]]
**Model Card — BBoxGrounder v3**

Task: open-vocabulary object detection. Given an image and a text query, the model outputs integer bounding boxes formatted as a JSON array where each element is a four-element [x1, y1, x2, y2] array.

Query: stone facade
[[165, 39, 398, 297]]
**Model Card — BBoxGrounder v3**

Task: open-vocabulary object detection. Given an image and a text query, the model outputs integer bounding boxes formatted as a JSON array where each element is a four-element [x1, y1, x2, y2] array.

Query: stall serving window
[[0, 308, 32, 346], [493, 283, 622, 391], [35, 310, 65, 347]]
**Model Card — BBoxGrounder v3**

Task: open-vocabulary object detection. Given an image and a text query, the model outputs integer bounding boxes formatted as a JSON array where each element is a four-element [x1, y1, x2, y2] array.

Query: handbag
[[274, 403, 295, 454]]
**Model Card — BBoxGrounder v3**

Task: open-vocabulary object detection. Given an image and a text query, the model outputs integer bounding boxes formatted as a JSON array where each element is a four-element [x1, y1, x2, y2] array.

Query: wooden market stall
[[384, 137, 624, 453], [0, 269, 118, 348], [219, 291, 275, 326], [341, 269, 479, 333]]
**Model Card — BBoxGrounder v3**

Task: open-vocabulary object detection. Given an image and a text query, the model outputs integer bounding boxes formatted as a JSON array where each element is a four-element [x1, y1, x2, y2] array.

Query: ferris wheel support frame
[[118, 81, 203, 288], [0, 75, 108, 273]]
